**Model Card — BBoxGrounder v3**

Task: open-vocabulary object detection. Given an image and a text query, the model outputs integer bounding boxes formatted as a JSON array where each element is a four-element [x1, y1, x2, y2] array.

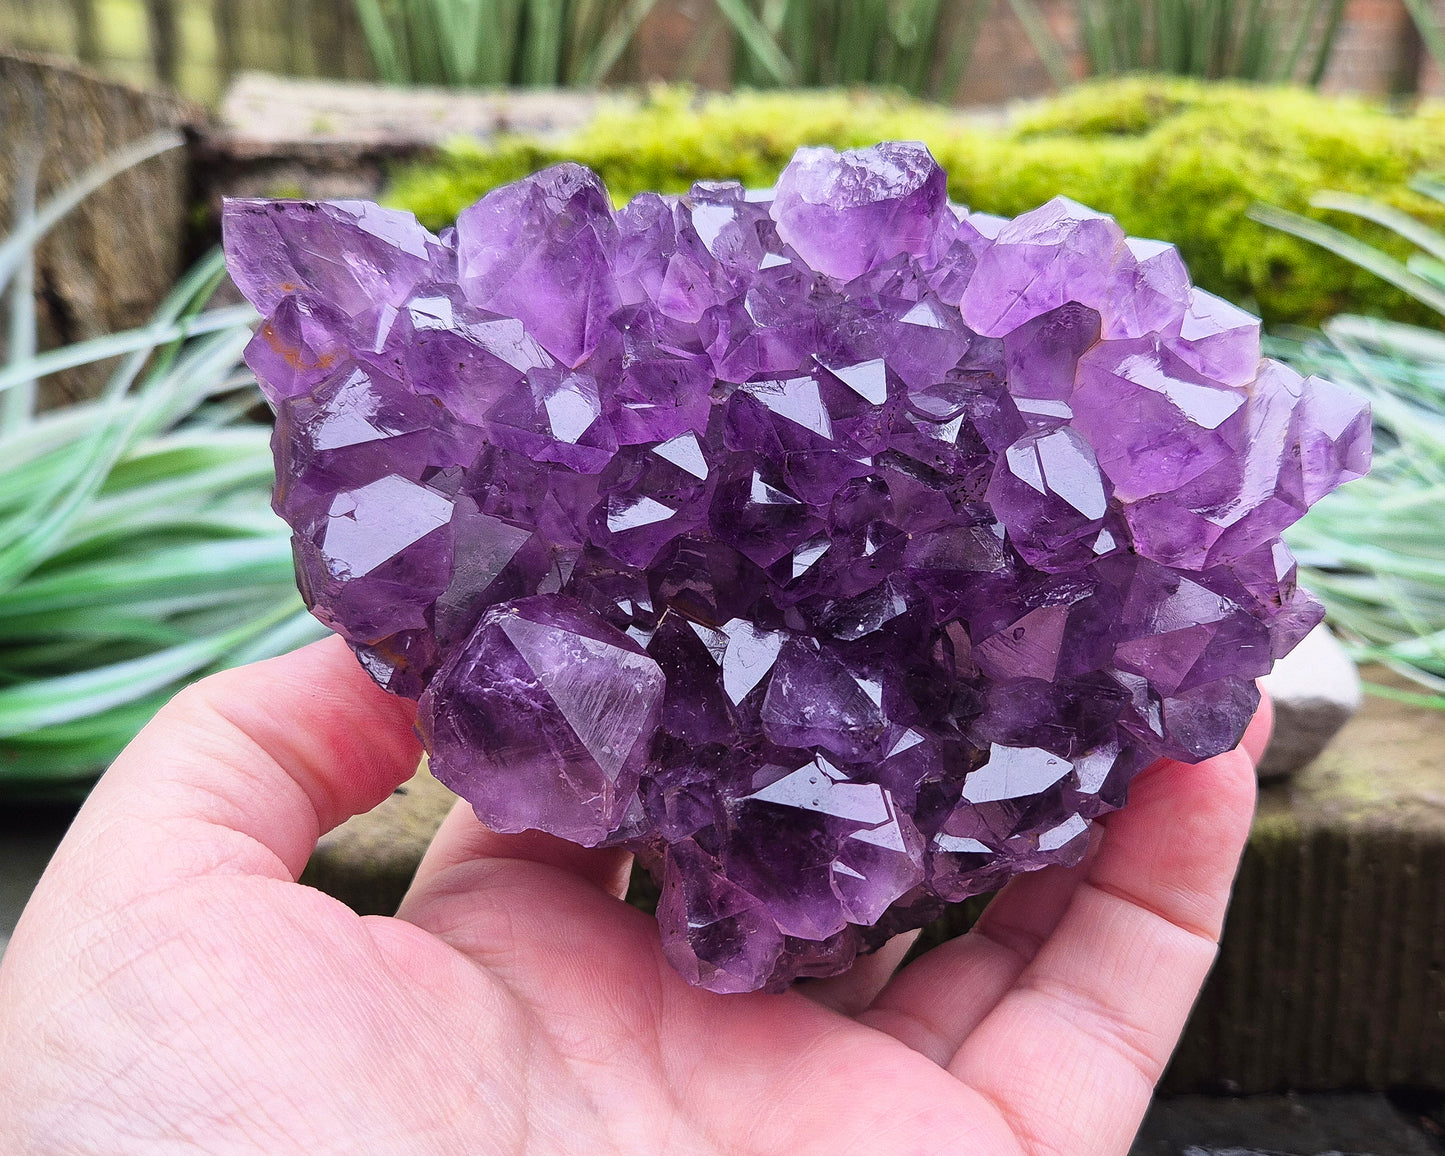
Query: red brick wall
[[628, 0, 1439, 105], [1320, 0, 1416, 96], [956, 0, 1084, 106]]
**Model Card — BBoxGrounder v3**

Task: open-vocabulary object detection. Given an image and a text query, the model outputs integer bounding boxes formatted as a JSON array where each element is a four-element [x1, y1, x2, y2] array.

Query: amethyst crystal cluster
[[223, 142, 1369, 993]]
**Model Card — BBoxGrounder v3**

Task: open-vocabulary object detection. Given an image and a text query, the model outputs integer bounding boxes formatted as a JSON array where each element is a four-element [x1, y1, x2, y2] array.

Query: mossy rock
[[386, 77, 1445, 327]]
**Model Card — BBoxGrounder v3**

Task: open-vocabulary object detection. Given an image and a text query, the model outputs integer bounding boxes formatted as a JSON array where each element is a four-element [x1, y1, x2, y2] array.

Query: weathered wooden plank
[[0, 49, 201, 406]]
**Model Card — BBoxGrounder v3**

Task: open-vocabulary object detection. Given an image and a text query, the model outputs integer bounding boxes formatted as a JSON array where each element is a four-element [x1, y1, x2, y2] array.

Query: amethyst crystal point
[[420, 596, 665, 846], [455, 164, 619, 367], [225, 199, 452, 322], [223, 139, 1371, 994], [770, 142, 951, 281]]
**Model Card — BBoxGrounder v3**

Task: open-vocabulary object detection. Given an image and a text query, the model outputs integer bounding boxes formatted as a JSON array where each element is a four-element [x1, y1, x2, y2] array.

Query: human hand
[[0, 637, 1265, 1154]]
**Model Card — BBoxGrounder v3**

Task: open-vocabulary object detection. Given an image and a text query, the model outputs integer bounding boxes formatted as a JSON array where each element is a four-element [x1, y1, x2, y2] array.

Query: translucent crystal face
[[223, 142, 1370, 994]]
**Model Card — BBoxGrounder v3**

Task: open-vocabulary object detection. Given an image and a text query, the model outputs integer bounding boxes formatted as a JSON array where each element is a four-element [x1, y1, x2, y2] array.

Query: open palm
[[0, 638, 1263, 1154]]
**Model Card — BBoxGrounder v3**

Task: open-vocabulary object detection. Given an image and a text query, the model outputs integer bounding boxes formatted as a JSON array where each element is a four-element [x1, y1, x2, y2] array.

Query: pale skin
[[0, 637, 1268, 1155]]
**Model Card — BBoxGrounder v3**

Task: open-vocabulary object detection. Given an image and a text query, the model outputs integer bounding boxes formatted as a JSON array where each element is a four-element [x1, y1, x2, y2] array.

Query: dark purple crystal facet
[[223, 142, 1370, 993]]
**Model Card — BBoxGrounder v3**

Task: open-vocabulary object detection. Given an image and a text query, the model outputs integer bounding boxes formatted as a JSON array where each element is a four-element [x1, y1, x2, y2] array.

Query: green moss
[[385, 78, 1445, 326], [265, 180, 309, 200], [1008, 74, 1202, 138]]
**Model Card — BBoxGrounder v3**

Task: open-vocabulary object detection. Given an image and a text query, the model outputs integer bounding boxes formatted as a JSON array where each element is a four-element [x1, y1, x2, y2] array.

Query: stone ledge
[[217, 73, 603, 149], [1257, 624, 1362, 779], [195, 74, 607, 205], [1164, 666, 1445, 1093], [1130, 1091, 1439, 1155], [299, 765, 455, 915]]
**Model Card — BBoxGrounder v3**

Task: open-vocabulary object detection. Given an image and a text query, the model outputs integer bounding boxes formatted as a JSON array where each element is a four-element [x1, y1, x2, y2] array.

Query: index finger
[[50, 636, 422, 900]]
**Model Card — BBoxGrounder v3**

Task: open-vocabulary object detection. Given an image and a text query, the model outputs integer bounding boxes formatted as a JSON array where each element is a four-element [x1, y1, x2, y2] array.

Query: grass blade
[[1004, 0, 1074, 87], [937, 0, 989, 100], [1306, 0, 1348, 85], [578, 0, 659, 85], [1400, 0, 1445, 75], [2, 124, 43, 436], [351, 0, 407, 82], [0, 608, 292, 739], [1248, 203, 1445, 316], [715, 0, 798, 84], [0, 306, 256, 399], [1310, 190, 1445, 265]]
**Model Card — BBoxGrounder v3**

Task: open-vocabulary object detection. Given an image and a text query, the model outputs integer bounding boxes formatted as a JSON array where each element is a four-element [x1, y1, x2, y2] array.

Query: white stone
[[1257, 623, 1363, 778]]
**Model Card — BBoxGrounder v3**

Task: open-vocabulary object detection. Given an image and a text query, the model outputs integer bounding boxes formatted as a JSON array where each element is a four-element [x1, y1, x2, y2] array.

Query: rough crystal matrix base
[[223, 142, 1369, 993]]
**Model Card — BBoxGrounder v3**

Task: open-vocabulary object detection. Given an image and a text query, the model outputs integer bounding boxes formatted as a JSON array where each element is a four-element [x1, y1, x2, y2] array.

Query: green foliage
[[1278, 316, 1445, 694], [0, 143, 320, 796], [1261, 178, 1445, 692], [351, 0, 658, 87], [1021, 0, 1349, 83], [386, 88, 957, 224], [714, 0, 994, 99], [386, 78, 1445, 327], [1401, 0, 1445, 82]]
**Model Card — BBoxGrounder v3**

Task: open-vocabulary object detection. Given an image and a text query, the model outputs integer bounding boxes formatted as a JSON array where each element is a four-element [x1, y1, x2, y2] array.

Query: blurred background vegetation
[[1, 0, 1442, 104], [1259, 181, 1445, 704], [0, 139, 320, 795]]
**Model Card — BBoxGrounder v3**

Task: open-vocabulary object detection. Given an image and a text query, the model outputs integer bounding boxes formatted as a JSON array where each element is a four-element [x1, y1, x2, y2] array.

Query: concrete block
[[1165, 666, 1445, 1092], [1258, 624, 1363, 780]]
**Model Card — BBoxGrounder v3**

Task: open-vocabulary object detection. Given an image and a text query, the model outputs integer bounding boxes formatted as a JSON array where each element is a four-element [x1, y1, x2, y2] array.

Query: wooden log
[[0, 49, 202, 407]]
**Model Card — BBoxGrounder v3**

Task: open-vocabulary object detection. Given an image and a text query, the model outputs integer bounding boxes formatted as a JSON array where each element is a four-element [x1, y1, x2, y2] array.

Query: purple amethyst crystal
[[223, 143, 1370, 993]]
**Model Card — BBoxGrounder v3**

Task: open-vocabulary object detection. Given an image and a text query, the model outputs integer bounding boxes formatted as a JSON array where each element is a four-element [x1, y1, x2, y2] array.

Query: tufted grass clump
[[0, 139, 321, 797], [1261, 177, 1445, 695]]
